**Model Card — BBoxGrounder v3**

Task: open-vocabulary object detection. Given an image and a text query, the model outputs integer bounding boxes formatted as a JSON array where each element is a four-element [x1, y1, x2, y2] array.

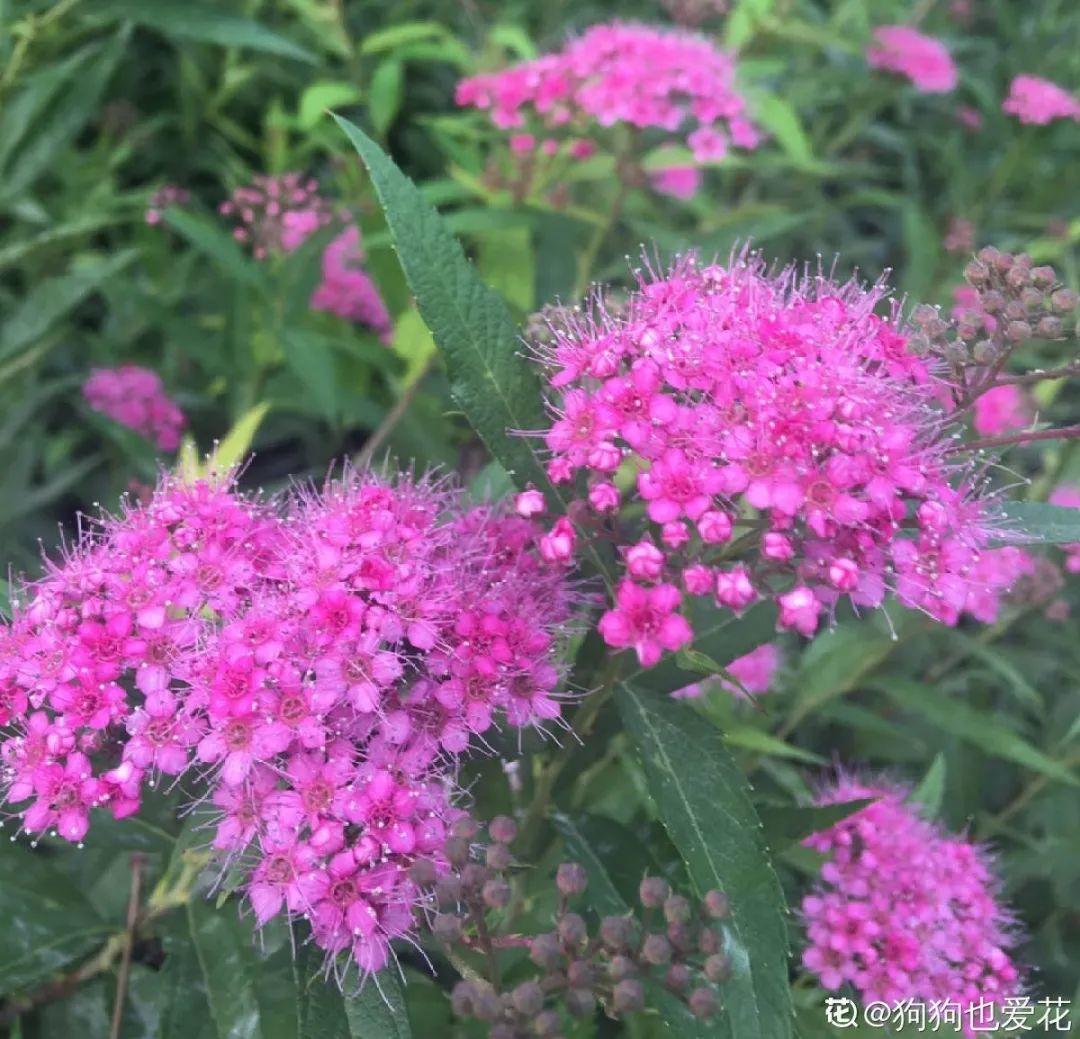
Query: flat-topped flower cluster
[[456, 22, 760, 165], [531, 254, 1020, 667], [0, 467, 573, 974]]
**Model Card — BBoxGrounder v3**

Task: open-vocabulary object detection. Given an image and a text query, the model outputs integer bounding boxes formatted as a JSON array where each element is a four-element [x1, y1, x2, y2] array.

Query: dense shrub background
[[0, 1, 1077, 1036]]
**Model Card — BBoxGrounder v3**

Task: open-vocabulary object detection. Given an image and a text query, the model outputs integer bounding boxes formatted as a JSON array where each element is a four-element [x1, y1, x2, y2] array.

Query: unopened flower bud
[[566, 959, 595, 988], [452, 817, 480, 840], [1051, 288, 1078, 314], [512, 981, 545, 1016], [964, 260, 990, 285], [912, 303, 938, 326], [703, 890, 731, 919], [981, 290, 1005, 314], [1031, 265, 1056, 289], [699, 927, 721, 954], [534, 1009, 562, 1036], [1005, 266, 1030, 290], [515, 489, 546, 517], [600, 915, 637, 951], [558, 912, 587, 948], [489, 815, 518, 844], [436, 874, 462, 905], [977, 246, 1001, 266], [609, 954, 638, 981], [486, 842, 512, 871], [445, 836, 470, 868], [409, 858, 437, 887], [642, 933, 673, 965], [1037, 315, 1063, 339], [565, 988, 595, 1018], [639, 876, 670, 907], [665, 963, 692, 993], [664, 894, 692, 924], [462, 863, 488, 890], [433, 912, 463, 943], [530, 932, 563, 969], [993, 250, 1014, 272], [689, 986, 718, 1019], [705, 953, 732, 982], [613, 979, 645, 1015], [556, 862, 588, 896], [667, 920, 695, 952], [972, 340, 997, 365], [1020, 287, 1044, 310], [1004, 300, 1027, 321], [483, 877, 511, 909], [1006, 320, 1032, 344], [451, 980, 477, 1017]]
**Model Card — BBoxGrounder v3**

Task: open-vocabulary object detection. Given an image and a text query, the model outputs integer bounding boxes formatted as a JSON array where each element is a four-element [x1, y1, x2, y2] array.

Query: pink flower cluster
[[532, 253, 1010, 667], [219, 173, 336, 259], [145, 184, 189, 226], [1003, 75, 1080, 126], [866, 26, 958, 94], [456, 22, 760, 166], [82, 365, 186, 452], [972, 385, 1030, 437], [310, 228, 393, 342], [1049, 485, 1080, 573], [0, 469, 573, 974], [802, 778, 1020, 1025]]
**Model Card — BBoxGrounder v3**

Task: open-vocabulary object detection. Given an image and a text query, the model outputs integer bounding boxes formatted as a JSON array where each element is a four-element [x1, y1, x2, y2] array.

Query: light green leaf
[[876, 679, 1079, 786], [998, 501, 1080, 544], [616, 683, 792, 1039], [392, 308, 438, 389], [298, 81, 363, 130], [91, 0, 316, 62], [360, 21, 447, 54], [750, 94, 814, 167], [209, 403, 272, 474], [369, 60, 404, 137], [908, 753, 947, 817]]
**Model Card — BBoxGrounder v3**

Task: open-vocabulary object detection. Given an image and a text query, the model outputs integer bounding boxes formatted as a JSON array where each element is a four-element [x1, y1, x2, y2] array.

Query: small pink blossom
[[1003, 75, 1080, 125], [82, 366, 186, 452], [972, 385, 1030, 436], [866, 26, 957, 93], [515, 489, 546, 517], [598, 581, 692, 667]]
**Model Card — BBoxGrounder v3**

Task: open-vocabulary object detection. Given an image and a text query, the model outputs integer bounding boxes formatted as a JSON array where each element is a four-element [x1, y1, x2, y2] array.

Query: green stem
[[573, 174, 629, 299]]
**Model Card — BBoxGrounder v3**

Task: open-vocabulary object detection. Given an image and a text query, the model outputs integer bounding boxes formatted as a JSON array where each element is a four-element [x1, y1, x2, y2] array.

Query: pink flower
[[649, 162, 702, 200], [456, 22, 758, 188], [530, 251, 1003, 667], [219, 173, 334, 259], [672, 643, 780, 700], [145, 184, 189, 225], [310, 227, 392, 342], [598, 581, 692, 667], [1003, 75, 1080, 125], [515, 489, 546, 516], [82, 365, 186, 451], [866, 26, 957, 93], [777, 586, 822, 636], [539, 516, 576, 564], [972, 385, 1030, 436], [801, 777, 1021, 1019]]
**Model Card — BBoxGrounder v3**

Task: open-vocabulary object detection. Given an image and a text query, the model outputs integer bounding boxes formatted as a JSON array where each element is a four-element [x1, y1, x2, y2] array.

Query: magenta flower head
[[310, 227, 393, 342], [219, 173, 336, 259], [1002, 74, 1080, 125], [456, 22, 759, 174], [82, 365, 186, 451], [801, 777, 1021, 1025], [530, 252, 1011, 666], [866, 26, 958, 94], [0, 463, 575, 979]]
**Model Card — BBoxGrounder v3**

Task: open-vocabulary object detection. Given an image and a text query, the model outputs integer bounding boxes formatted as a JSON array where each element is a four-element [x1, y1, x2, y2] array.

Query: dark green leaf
[[616, 683, 792, 1039], [91, 0, 316, 62], [876, 679, 1079, 786], [908, 753, 947, 817], [0, 842, 110, 995], [162, 209, 268, 291], [758, 799, 873, 849], [343, 973, 412, 1039]]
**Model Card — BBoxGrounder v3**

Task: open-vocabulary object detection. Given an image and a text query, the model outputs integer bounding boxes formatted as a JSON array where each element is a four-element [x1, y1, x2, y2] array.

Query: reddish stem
[[951, 423, 1080, 454]]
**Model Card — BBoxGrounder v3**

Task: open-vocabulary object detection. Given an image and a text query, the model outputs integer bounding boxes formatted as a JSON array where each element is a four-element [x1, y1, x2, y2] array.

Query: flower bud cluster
[[424, 823, 732, 1037]]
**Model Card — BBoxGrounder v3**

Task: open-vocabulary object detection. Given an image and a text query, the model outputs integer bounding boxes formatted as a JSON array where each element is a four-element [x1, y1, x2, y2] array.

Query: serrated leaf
[[616, 683, 792, 1039], [332, 115, 549, 490], [343, 973, 411, 1039], [91, 0, 316, 62], [876, 678, 1079, 787], [998, 501, 1080, 544]]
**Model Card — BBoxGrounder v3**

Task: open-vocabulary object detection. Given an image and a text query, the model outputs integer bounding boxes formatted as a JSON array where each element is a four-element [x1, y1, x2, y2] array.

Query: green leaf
[[0, 842, 111, 995], [0, 250, 135, 362], [876, 679, 1079, 786], [297, 81, 363, 130], [343, 974, 411, 1039], [721, 725, 827, 766], [392, 308, 438, 389], [91, 0, 316, 62], [359, 21, 447, 54], [998, 501, 1080, 544], [209, 403, 272, 473], [162, 208, 269, 290], [368, 60, 404, 137], [332, 116, 551, 491], [750, 94, 814, 167], [758, 799, 874, 850], [0, 31, 127, 201], [476, 226, 536, 312], [616, 683, 792, 1039], [908, 753, 947, 817], [282, 329, 339, 421]]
